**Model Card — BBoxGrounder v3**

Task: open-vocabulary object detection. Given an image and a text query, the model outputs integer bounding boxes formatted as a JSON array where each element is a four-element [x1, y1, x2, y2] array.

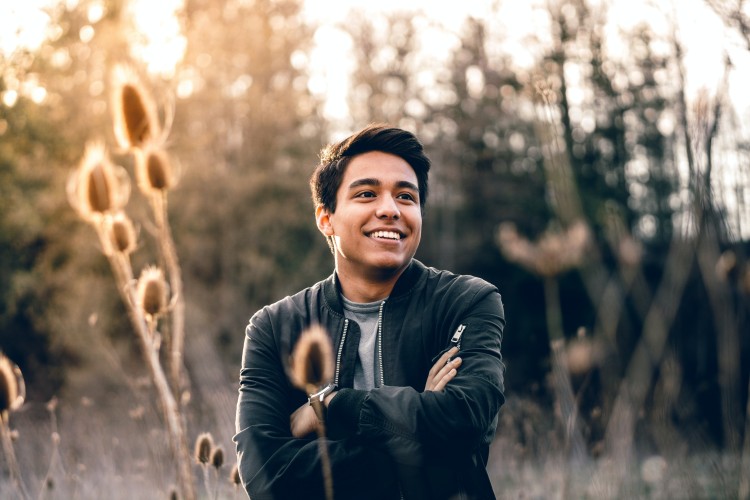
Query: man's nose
[[375, 195, 400, 219]]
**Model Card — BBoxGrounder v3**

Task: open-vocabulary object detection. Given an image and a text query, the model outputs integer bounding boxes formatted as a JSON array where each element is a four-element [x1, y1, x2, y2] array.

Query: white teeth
[[371, 230, 401, 240]]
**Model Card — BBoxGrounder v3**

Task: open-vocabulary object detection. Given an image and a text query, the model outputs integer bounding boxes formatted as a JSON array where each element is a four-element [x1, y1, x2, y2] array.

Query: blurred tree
[[0, 73, 70, 400], [422, 16, 553, 390], [168, 0, 330, 425], [705, 0, 750, 50], [0, 0, 138, 401], [544, 1, 679, 244], [343, 11, 422, 127]]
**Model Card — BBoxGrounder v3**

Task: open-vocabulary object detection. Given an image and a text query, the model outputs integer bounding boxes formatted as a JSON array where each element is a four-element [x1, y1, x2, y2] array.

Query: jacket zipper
[[376, 301, 403, 499], [334, 319, 349, 386], [451, 324, 466, 349], [377, 300, 386, 387]]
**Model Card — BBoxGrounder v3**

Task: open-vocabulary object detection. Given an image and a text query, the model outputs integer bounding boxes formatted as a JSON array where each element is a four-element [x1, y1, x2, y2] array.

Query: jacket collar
[[323, 259, 426, 315]]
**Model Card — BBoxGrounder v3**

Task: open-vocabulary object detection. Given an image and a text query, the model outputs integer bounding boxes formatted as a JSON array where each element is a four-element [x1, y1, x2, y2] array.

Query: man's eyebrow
[[348, 178, 380, 189], [347, 178, 419, 191], [396, 180, 419, 191]]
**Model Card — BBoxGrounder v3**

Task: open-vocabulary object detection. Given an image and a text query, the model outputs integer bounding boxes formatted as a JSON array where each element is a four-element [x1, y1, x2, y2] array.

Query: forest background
[[1, 0, 750, 498]]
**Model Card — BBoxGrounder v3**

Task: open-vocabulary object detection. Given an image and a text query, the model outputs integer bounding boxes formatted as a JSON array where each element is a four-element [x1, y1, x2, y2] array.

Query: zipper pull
[[451, 324, 465, 348]]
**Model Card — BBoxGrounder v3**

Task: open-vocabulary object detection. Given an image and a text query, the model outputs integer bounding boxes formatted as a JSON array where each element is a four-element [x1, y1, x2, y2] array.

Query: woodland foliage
[[0, 0, 749, 497]]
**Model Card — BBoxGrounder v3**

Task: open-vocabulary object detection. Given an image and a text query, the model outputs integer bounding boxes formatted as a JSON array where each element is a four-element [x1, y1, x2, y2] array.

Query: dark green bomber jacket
[[234, 259, 506, 500]]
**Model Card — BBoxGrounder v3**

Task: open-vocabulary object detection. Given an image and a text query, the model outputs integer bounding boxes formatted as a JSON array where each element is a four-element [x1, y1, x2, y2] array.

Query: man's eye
[[355, 191, 375, 198], [397, 193, 416, 201]]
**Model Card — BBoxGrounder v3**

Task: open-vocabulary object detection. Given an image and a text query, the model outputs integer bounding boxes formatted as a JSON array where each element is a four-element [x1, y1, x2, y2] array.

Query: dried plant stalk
[[289, 326, 335, 500], [137, 266, 169, 320], [104, 212, 137, 255], [112, 66, 187, 401], [112, 66, 160, 150], [0, 353, 29, 500], [289, 325, 334, 392], [70, 209, 196, 500], [194, 433, 213, 465], [67, 143, 130, 222], [136, 145, 175, 195]]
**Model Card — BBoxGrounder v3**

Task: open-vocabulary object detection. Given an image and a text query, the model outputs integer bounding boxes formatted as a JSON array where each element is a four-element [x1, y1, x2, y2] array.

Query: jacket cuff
[[326, 388, 367, 439]]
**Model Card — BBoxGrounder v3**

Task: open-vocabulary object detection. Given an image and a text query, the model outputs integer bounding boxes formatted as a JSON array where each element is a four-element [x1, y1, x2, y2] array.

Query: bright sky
[[1, 0, 748, 236], [300, 0, 750, 126], [1, 0, 749, 123]]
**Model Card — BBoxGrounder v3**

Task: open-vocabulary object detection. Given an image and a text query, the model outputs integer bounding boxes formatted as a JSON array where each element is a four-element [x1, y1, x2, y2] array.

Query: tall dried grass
[[66, 65, 196, 500], [289, 325, 335, 500], [492, 45, 748, 499]]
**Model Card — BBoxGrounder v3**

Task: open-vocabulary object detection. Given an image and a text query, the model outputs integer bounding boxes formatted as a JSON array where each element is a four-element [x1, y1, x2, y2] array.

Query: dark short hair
[[310, 124, 431, 214]]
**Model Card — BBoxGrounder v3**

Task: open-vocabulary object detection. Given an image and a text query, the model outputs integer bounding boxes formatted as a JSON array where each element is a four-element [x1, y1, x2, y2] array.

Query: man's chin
[[368, 257, 411, 276]]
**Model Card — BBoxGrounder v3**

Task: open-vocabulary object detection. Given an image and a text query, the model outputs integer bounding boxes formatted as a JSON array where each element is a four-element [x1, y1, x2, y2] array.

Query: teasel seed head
[[67, 142, 130, 222], [135, 144, 175, 195], [136, 266, 169, 319], [230, 463, 241, 486], [194, 432, 213, 464], [211, 446, 224, 469], [112, 65, 160, 150], [289, 325, 334, 392], [0, 352, 25, 416], [715, 250, 737, 281], [497, 220, 590, 277], [104, 212, 137, 255]]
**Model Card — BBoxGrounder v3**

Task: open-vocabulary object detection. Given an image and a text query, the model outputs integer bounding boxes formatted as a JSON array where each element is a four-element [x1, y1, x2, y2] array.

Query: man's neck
[[335, 263, 409, 303]]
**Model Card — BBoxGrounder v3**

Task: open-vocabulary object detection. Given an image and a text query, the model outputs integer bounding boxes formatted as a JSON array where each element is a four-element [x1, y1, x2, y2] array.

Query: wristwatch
[[308, 383, 337, 406]]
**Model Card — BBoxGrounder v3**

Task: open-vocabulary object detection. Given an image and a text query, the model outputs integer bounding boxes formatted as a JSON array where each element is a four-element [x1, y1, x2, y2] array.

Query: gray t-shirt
[[341, 296, 384, 390]]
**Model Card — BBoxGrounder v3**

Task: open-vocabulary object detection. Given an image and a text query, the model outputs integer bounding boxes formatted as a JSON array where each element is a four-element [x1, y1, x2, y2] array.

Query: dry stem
[[0, 413, 29, 500], [152, 192, 187, 398], [310, 399, 334, 500], [96, 223, 196, 500]]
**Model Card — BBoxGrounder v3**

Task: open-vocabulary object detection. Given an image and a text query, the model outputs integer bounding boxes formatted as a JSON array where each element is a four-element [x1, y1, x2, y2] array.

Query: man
[[234, 124, 505, 499]]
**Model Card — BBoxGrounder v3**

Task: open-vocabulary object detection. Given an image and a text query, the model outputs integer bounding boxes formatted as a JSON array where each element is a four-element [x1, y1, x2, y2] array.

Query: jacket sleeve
[[233, 308, 399, 500], [326, 288, 505, 465]]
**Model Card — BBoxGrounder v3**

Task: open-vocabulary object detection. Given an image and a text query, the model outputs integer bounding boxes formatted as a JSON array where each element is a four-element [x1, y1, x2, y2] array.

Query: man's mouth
[[368, 230, 403, 241]]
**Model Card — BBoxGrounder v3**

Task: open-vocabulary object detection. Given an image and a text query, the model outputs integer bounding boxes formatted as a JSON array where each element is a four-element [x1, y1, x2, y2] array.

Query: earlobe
[[315, 206, 335, 236]]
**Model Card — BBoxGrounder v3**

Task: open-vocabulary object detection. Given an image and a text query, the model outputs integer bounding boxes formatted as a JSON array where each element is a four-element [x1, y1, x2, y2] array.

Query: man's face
[[316, 151, 422, 281]]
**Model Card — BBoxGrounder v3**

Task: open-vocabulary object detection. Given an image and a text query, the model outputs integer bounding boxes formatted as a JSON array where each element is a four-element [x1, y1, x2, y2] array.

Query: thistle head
[[0, 352, 25, 416], [194, 432, 213, 465], [289, 325, 334, 393], [112, 65, 160, 150], [497, 220, 590, 277], [104, 212, 137, 255], [136, 266, 169, 320], [135, 144, 175, 195], [210, 446, 224, 469], [230, 463, 241, 486], [67, 142, 130, 223]]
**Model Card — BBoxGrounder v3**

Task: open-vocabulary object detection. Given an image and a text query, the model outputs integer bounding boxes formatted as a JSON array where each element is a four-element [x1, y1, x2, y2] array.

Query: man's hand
[[291, 349, 461, 435], [424, 346, 462, 392], [290, 392, 337, 437], [290, 403, 318, 437]]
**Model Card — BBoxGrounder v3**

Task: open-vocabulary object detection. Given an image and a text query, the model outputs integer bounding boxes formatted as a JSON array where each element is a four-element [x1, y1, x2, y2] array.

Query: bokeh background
[[1, 0, 749, 498]]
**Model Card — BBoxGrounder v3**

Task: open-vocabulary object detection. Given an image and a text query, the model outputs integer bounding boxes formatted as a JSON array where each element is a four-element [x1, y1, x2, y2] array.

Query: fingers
[[428, 346, 460, 380], [425, 353, 462, 392], [432, 356, 462, 391]]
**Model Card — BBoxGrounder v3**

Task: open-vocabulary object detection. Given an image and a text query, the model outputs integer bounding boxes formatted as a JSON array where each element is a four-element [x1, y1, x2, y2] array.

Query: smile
[[368, 230, 403, 240]]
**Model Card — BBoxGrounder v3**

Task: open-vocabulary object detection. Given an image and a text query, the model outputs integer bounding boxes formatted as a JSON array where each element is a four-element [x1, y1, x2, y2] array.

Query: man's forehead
[[342, 151, 417, 184]]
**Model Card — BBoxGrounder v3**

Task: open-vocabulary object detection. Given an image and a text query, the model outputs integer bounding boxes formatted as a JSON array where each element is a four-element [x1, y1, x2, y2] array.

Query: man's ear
[[315, 205, 335, 236]]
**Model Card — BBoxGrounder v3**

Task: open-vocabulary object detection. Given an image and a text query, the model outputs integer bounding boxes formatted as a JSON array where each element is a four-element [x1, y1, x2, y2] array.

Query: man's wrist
[[308, 383, 338, 406], [323, 390, 337, 407]]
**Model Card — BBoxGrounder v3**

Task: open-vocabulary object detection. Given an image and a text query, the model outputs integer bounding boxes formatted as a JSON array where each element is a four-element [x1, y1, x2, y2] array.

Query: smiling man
[[234, 124, 506, 500]]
